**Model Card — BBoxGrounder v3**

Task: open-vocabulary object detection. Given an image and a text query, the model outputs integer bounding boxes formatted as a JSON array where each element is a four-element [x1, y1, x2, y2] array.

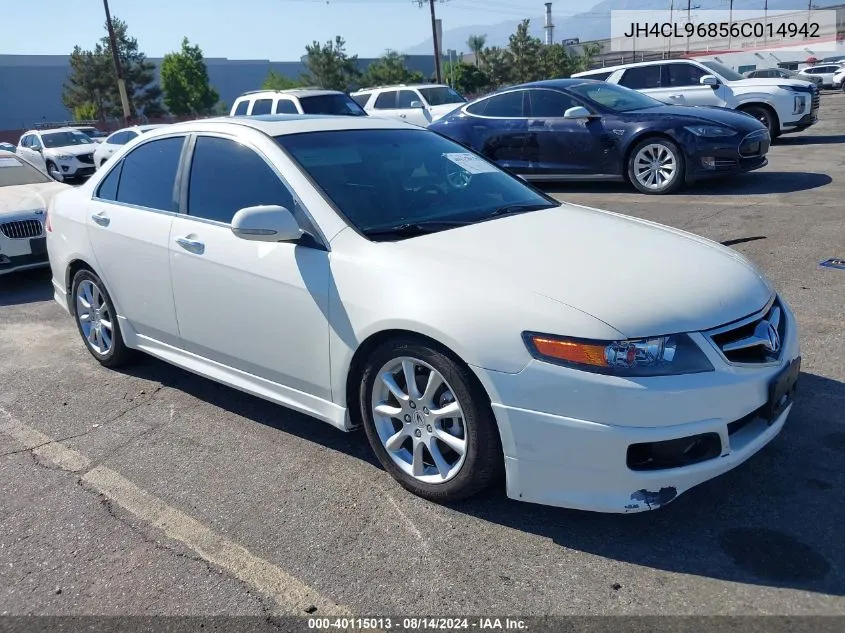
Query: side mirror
[[231, 205, 304, 243], [700, 75, 720, 86], [409, 100, 425, 109], [563, 106, 592, 119]]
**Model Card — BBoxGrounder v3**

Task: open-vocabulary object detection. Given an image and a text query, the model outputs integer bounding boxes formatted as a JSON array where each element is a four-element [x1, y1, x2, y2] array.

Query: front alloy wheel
[[360, 338, 503, 503], [628, 139, 684, 194]]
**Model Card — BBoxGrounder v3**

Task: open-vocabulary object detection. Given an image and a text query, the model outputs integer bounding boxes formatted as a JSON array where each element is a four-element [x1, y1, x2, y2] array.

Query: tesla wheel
[[46, 161, 63, 182], [359, 338, 503, 503], [627, 138, 684, 195], [71, 269, 134, 368], [741, 105, 777, 136]]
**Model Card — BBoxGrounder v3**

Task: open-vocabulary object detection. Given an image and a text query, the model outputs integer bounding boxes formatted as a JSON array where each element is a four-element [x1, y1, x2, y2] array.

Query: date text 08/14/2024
[[307, 617, 528, 631]]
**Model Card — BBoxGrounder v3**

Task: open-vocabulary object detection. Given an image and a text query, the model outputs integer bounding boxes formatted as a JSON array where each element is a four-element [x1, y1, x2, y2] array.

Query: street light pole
[[102, 0, 131, 125], [428, 0, 443, 84]]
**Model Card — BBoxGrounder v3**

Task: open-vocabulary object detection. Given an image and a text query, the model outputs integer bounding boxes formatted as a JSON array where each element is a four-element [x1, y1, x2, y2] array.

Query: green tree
[[160, 38, 219, 116], [62, 17, 164, 120], [539, 43, 579, 79], [73, 102, 99, 121], [361, 50, 423, 88], [443, 62, 489, 97], [508, 20, 544, 83], [478, 46, 513, 89], [302, 36, 361, 91], [466, 34, 487, 67], [574, 43, 601, 73], [262, 70, 302, 90]]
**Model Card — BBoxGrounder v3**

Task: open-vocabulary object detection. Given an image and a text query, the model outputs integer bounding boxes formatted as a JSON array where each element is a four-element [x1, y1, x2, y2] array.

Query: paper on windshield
[[0, 157, 22, 168], [443, 153, 498, 174]]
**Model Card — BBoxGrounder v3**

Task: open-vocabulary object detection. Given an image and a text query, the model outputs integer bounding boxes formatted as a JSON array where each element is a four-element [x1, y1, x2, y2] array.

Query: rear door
[[525, 89, 617, 177], [463, 90, 532, 174], [86, 135, 186, 346]]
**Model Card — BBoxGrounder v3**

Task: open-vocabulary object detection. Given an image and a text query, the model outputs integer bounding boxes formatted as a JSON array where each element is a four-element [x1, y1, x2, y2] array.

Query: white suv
[[17, 128, 99, 182], [573, 59, 818, 137], [798, 63, 845, 88], [230, 89, 367, 117], [351, 84, 467, 127]]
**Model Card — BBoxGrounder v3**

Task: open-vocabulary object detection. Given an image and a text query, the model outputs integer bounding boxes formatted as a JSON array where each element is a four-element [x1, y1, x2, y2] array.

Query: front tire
[[71, 269, 134, 368], [740, 104, 778, 137], [627, 137, 685, 195], [359, 338, 503, 503], [46, 160, 63, 182]]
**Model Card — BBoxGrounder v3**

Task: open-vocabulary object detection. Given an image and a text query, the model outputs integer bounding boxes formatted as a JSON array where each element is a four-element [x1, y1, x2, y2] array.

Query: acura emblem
[[722, 306, 782, 356]]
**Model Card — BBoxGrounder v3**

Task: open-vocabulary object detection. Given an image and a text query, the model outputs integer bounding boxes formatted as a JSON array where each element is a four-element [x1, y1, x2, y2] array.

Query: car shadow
[[774, 134, 845, 146], [0, 268, 53, 306], [538, 171, 832, 196], [118, 353, 844, 596]]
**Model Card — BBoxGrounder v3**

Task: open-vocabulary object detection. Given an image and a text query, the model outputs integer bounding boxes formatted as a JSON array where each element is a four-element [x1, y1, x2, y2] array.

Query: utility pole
[[420, 0, 444, 84], [667, 0, 674, 58], [728, 0, 734, 50], [102, 0, 131, 125]]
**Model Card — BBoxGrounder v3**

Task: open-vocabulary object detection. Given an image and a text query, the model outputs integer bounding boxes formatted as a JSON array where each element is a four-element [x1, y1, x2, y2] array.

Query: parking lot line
[[0, 407, 351, 618]]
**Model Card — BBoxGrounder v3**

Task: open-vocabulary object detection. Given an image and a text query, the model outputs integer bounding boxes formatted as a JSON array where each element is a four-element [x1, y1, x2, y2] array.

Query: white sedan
[[0, 151, 68, 275], [45, 116, 800, 513], [93, 124, 168, 169]]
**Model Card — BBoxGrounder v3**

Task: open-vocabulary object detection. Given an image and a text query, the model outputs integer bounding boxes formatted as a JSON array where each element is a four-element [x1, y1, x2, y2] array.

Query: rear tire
[[359, 337, 503, 503], [71, 269, 134, 368]]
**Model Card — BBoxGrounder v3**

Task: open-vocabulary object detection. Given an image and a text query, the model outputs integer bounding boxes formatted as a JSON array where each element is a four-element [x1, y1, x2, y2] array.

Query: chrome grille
[[706, 298, 786, 365], [0, 219, 43, 239], [811, 87, 820, 111]]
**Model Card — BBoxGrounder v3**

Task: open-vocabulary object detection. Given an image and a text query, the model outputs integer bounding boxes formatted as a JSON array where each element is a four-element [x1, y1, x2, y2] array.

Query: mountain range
[[404, 0, 841, 55]]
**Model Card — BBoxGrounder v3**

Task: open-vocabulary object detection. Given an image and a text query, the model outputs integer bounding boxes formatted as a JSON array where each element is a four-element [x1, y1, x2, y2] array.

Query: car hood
[[625, 104, 765, 131], [0, 182, 67, 218], [728, 77, 814, 89], [44, 144, 98, 156], [391, 204, 773, 338]]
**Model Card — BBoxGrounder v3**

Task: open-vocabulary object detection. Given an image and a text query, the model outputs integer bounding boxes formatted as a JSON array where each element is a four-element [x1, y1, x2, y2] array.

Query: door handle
[[669, 94, 683, 99], [91, 212, 110, 227], [175, 236, 205, 255]]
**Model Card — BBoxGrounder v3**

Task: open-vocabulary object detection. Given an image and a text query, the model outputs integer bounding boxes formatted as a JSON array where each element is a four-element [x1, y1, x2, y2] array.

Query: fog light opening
[[701, 156, 716, 169]]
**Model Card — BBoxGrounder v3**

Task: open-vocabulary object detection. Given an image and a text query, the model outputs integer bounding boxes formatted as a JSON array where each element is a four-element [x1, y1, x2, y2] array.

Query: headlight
[[683, 125, 737, 137], [522, 332, 714, 377], [54, 153, 73, 161]]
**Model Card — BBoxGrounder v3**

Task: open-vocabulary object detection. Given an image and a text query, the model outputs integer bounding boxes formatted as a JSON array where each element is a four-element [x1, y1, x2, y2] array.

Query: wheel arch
[[65, 258, 98, 315], [737, 101, 780, 134]]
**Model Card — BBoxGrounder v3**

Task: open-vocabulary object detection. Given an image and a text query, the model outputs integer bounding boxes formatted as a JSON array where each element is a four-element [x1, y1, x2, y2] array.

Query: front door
[[168, 134, 332, 399], [657, 63, 728, 107], [524, 89, 617, 176], [85, 135, 185, 346]]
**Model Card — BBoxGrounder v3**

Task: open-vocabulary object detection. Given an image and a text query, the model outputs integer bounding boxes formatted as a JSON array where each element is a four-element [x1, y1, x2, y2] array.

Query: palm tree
[[467, 34, 487, 67]]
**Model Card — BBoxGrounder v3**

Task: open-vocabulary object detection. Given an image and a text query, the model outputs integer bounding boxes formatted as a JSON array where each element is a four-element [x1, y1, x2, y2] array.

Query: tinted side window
[[585, 71, 612, 81], [374, 91, 397, 109], [20, 135, 31, 147], [275, 99, 298, 114], [483, 91, 526, 117], [109, 131, 132, 145], [233, 100, 249, 115], [619, 66, 662, 89], [187, 136, 294, 224], [465, 100, 488, 115], [96, 161, 123, 201], [31, 135, 43, 149], [351, 94, 370, 107], [397, 90, 420, 108], [251, 99, 273, 115], [527, 90, 579, 117], [664, 63, 708, 87], [115, 137, 184, 211]]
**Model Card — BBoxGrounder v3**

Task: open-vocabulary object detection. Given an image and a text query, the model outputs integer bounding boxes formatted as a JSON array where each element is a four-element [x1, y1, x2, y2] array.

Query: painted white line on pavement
[[0, 407, 350, 617]]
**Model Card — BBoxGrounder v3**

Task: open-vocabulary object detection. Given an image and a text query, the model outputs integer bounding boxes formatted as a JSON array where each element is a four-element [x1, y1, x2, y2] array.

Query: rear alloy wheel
[[628, 138, 684, 195], [360, 338, 503, 503], [71, 269, 134, 368]]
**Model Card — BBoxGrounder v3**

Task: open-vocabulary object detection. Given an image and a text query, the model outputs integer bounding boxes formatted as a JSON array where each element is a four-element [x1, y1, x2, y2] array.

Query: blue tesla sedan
[[427, 79, 770, 194]]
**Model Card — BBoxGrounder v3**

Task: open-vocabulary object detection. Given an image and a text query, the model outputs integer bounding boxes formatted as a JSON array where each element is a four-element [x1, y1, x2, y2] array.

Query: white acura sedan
[[45, 116, 800, 513]]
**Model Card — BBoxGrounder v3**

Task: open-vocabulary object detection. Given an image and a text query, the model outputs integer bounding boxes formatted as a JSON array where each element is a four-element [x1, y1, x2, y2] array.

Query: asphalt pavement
[[1, 93, 843, 623]]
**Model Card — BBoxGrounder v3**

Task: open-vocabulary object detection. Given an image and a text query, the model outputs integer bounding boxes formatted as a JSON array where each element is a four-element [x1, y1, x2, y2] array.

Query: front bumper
[[0, 219, 48, 275], [473, 298, 801, 513], [53, 155, 96, 178], [685, 130, 769, 181]]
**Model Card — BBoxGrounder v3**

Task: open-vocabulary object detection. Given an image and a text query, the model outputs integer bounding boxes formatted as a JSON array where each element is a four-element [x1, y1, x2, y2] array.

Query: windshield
[[0, 155, 52, 186], [299, 94, 367, 116], [568, 82, 663, 112], [42, 131, 92, 148], [276, 129, 556, 240], [699, 61, 745, 81], [418, 86, 466, 106]]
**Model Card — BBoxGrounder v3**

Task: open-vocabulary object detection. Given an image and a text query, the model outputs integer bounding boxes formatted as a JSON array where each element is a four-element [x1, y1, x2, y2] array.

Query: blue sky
[[5, 0, 597, 60]]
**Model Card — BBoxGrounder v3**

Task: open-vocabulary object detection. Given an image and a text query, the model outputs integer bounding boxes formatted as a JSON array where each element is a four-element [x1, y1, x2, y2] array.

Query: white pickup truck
[[573, 59, 819, 137]]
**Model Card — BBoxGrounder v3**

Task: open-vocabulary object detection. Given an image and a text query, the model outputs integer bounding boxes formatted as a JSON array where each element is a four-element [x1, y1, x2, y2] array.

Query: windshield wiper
[[363, 219, 472, 239], [484, 202, 556, 219]]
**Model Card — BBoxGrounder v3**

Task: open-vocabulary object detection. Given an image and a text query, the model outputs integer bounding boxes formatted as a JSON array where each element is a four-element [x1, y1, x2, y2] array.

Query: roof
[[510, 78, 600, 90], [236, 89, 344, 99], [23, 127, 82, 135], [573, 59, 704, 77], [142, 114, 416, 138], [351, 83, 449, 94]]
